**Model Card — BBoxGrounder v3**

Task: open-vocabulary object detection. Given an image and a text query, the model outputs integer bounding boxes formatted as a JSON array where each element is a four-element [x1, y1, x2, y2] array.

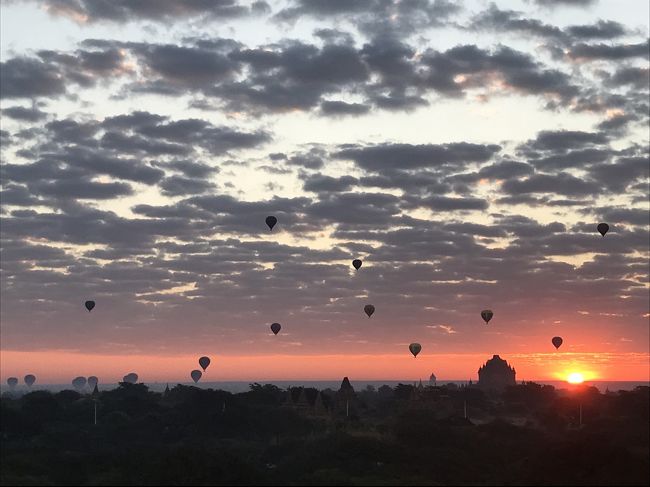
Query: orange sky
[[1, 350, 648, 384]]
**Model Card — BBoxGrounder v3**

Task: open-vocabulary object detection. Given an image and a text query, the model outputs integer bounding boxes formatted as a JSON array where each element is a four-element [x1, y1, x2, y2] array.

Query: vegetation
[[1, 382, 648, 485]]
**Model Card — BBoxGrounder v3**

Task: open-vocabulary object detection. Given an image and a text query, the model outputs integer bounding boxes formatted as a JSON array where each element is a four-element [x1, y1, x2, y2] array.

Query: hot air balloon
[[364, 304, 375, 318], [85, 300, 95, 312], [265, 216, 277, 230], [481, 309, 493, 324], [199, 356, 211, 371], [123, 373, 138, 384], [191, 370, 202, 383], [87, 376, 98, 389], [409, 343, 422, 358], [72, 376, 87, 390], [270, 323, 281, 335], [597, 223, 609, 237], [352, 259, 362, 270], [7, 377, 18, 388], [552, 336, 563, 349], [24, 374, 36, 387]]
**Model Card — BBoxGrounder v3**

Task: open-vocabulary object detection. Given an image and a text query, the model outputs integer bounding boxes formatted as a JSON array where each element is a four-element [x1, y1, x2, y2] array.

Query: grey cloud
[[2, 106, 48, 122], [569, 41, 650, 61], [302, 174, 359, 193], [567, 20, 627, 39], [33, 0, 269, 23], [501, 172, 601, 196], [33, 180, 134, 199], [320, 100, 370, 116], [158, 176, 216, 196], [0, 57, 66, 99], [336, 142, 501, 172], [408, 195, 489, 211]]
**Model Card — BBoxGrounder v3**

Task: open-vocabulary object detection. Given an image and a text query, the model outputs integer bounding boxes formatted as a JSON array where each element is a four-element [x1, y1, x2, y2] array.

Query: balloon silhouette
[[7, 377, 18, 388], [266, 216, 277, 230], [24, 374, 36, 387], [364, 304, 375, 318], [481, 309, 493, 324], [199, 356, 211, 371], [270, 323, 281, 335], [87, 376, 98, 389], [352, 259, 362, 270], [72, 376, 87, 390], [85, 300, 95, 312], [552, 336, 563, 349], [597, 223, 609, 237], [409, 343, 422, 358], [191, 370, 202, 383]]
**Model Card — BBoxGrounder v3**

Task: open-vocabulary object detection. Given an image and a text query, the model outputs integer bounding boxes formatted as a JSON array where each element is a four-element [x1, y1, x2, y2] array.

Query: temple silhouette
[[478, 355, 516, 392]]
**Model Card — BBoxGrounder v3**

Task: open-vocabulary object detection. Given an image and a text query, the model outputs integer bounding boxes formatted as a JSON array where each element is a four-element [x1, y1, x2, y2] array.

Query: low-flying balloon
[[481, 309, 493, 324], [597, 223, 609, 237], [24, 374, 36, 387], [552, 336, 563, 349], [271, 323, 281, 335], [352, 259, 362, 270], [409, 343, 422, 358], [191, 370, 202, 383], [364, 304, 375, 318], [87, 376, 98, 389], [72, 376, 87, 390], [85, 300, 95, 312], [7, 377, 18, 388], [199, 356, 211, 371], [266, 216, 277, 230]]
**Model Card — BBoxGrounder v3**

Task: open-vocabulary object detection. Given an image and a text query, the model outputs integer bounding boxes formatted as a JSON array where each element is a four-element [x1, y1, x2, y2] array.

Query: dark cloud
[[33, 0, 269, 24], [0, 57, 66, 98], [568, 41, 650, 61], [319, 100, 370, 116], [408, 195, 489, 211], [302, 174, 359, 193], [501, 172, 601, 196], [33, 179, 134, 199], [2, 106, 48, 122], [158, 176, 216, 196], [336, 142, 501, 172], [566, 20, 627, 39], [530, 0, 598, 7]]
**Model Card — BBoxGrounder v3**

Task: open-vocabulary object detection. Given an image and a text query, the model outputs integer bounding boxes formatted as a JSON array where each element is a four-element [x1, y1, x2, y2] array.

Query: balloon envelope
[[597, 223, 609, 236], [191, 370, 202, 383], [199, 356, 211, 371], [409, 343, 422, 358], [271, 322, 281, 335], [552, 336, 563, 349], [265, 216, 277, 230], [24, 374, 36, 387], [72, 376, 87, 390], [84, 300, 95, 312], [7, 377, 18, 388], [364, 304, 375, 318], [352, 259, 362, 270], [87, 376, 98, 388], [481, 309, 493, 324]]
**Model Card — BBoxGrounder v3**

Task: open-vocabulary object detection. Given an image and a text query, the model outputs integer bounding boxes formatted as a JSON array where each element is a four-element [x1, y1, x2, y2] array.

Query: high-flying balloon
[[199, 356, 211, 371], [72, 376, 87, 390], [191, 370, 202, 383], [409, 343, 422, 358], [123, 373, 138, 384], [265, 216, 277, 230], [24, 374, 36, 387], [87, 376, 98, 389], [270, 323, 281, 335], [7, 377, 18, 388], [597, 223, 609, 237], [364, 304, 375, 318], [552, 336, 563, 349], [85, 300, 95, 312], [352, 259, 362, 270], [481, 309, 493, 324]]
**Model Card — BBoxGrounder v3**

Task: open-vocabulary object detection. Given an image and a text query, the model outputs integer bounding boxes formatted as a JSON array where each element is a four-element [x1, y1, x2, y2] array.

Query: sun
[[567, 372, 585, 384]]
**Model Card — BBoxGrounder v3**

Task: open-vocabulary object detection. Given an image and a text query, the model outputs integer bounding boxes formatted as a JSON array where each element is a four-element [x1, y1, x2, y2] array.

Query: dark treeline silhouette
[[1, 381, 648, 485]]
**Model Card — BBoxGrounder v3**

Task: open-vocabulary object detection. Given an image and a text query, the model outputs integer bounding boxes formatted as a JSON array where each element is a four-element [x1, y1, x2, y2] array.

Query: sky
[[0, 0, 648, 384]]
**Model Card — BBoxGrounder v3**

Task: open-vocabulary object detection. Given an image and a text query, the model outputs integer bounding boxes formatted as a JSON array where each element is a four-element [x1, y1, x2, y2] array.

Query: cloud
[[427, 324, 458, 334]]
